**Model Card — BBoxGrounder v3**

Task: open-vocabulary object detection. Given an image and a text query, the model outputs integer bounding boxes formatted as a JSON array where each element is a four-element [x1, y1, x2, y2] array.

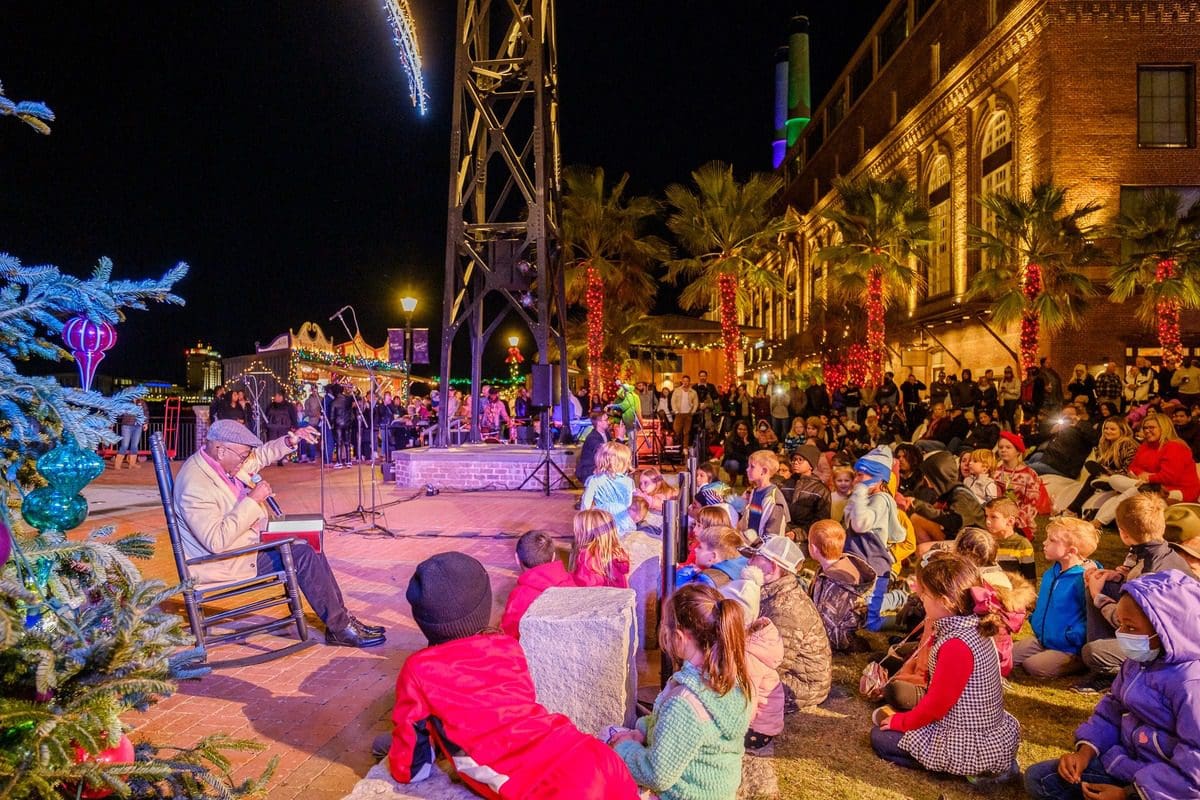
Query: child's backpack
[[810, 553, 877, 651]]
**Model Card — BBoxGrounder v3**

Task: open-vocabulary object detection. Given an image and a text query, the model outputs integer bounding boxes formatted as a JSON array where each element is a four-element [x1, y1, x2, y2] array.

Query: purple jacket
[[1075, 570, 1200, 800]]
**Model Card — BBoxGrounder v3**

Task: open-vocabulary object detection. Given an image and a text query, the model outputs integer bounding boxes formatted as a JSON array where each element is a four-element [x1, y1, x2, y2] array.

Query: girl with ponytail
[[870, 553, 1021, 786], [610, 583, 754, 799]]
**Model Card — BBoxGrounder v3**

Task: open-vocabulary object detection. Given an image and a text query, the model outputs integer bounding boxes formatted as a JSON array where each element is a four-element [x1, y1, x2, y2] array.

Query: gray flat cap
[[206, 419, 263, 447]]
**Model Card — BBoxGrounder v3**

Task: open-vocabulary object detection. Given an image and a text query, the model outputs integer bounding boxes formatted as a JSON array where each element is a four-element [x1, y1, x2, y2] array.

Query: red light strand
[[718, 273, 740, 393], [1156, 258, 1182, 365], [585, 263, 605, 393], [1019, 262, 1042, 377]]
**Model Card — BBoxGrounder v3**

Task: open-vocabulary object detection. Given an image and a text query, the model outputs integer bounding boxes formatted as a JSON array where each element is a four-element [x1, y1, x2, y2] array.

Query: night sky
[[1, 1, 886, 383]]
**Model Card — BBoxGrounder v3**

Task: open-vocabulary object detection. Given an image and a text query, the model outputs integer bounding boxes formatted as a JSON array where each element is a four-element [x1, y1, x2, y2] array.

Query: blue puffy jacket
[[1074, 570, 1200, 800], [1029, 561, 1093, 655]]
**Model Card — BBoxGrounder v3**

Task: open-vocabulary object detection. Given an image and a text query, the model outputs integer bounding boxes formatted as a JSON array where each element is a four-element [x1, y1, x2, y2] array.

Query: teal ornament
[[20, 436, 103, 533]]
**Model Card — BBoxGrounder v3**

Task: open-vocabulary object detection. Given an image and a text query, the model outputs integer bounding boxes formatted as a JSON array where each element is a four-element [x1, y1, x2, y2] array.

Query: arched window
[[926, 154, 952, 297], [979, 110, 1013, 261]]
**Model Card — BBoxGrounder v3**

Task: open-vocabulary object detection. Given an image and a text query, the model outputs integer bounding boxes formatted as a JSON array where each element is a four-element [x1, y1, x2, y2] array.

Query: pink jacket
[[745, 618, 785, 736]]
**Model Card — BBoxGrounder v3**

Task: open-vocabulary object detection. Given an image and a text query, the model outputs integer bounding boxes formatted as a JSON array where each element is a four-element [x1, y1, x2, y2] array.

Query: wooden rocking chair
[[149, 432, 317, 667]]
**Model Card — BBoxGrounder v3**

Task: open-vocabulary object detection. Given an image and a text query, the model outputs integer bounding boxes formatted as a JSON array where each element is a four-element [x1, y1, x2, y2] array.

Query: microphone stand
[[326, 306, 396, 537]]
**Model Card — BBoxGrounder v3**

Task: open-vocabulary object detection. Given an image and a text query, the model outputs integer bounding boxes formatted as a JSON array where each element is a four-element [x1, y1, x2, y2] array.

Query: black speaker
[[531, 363, 559, 407]]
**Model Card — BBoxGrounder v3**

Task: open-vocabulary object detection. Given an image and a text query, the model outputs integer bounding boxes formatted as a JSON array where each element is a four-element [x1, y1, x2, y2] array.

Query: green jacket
[[614, 661, 752, 800]]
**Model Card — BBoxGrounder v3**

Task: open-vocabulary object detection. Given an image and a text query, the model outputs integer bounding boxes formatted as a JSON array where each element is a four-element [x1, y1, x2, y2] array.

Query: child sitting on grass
[[741, 449, 791, 543], [807, 519, 877, 652], [1026, 570, 1200, 800], [871, 554, 1021, 786], [386, 552, 640, 798], [1013, 516, 1100, 678], [746, 536, 833, 711], [718, 566, 784, 752], [985, 497, 1037, 581], [571, 509, 631, 588], [609, 584, 754, 800], [581, 441, 635, 533], [676, 525, 748, 589], [1078, 493, 1191, 690], [964, 448, 1000, 504], [500, 530, 576, 639]]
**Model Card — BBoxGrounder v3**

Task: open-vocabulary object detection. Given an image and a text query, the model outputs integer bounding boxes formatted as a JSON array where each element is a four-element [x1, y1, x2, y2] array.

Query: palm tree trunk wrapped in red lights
[[865, 266, 885, 382], [1019, 262, 1042, 374], [718, 273, 740, 393], [1155, 258, 1183, 365], [585, 263, 605, 391]]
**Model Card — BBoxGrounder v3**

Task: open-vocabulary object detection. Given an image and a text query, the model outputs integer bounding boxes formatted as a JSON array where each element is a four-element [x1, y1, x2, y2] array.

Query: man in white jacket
[[174, 419, 384, 648]]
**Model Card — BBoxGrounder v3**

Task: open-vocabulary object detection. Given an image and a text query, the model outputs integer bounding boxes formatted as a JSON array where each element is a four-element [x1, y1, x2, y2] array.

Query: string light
[[383, 0, 429, 115], [718, 273, 740, 392], [585, 264, 605, 393], [505, 344, 524, 382], [865, 266, 885, 382], [1019, 263, 1042, 376], [1156, 258, 1182, 365]]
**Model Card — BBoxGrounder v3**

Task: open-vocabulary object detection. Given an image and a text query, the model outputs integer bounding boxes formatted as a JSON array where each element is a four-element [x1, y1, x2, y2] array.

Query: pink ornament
[[69, 733, 136, 799], [62, 316, 117, 392]]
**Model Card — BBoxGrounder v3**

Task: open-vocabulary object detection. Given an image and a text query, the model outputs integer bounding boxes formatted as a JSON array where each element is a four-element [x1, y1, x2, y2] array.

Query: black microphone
[[328, 305, 351, 321], [251, 474, 283, 517]]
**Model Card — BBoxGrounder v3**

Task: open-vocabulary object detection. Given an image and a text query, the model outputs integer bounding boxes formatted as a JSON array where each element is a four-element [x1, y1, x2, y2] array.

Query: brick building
[[757, 0, 1200, 382]]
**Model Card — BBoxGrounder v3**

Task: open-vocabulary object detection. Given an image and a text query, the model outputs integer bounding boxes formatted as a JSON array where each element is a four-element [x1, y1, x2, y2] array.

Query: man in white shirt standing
[[670, 374, 699, 449]]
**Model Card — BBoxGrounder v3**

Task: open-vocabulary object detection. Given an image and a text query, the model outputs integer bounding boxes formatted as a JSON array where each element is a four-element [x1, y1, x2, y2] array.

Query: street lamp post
[[401, 296, 417, 403]]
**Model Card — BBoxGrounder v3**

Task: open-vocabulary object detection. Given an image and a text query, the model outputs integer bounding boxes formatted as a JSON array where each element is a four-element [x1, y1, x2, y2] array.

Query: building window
[[926, 155, 952, 297], [878, 6, 908, 66], [1138, 66, 1195, 148], [850, 57, 873, 106], [979, 110, 1014, 266]]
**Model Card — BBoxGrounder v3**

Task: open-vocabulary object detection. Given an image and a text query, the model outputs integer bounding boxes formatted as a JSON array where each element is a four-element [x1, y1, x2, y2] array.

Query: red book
[[261, 514, 325, 553]]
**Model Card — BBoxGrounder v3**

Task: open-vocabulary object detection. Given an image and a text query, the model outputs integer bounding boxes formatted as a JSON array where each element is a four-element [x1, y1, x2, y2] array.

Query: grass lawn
[[769, 523, 1129, 800]]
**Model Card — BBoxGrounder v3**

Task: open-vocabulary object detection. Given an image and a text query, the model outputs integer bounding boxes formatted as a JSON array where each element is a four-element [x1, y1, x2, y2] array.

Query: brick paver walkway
[[86, 459, 577, 799]]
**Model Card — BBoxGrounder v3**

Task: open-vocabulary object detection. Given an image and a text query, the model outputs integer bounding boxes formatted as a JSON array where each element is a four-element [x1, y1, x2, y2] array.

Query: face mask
[[1115, 631, 1161, 663]]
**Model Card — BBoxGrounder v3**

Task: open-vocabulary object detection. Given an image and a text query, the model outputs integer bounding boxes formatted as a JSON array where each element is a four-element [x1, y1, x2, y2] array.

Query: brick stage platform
[[391, 443, 578, 491]]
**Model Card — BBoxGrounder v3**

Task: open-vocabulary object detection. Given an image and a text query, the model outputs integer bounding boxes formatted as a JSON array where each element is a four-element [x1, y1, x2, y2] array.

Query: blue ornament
[[20, 436, 103, 533]]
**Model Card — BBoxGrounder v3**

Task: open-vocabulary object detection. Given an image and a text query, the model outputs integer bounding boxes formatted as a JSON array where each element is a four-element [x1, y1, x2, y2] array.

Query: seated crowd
[[377, 359, 1200, 800]]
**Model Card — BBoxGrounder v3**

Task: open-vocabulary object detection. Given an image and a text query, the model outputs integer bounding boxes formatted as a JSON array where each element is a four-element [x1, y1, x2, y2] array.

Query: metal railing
[[105, 416, 198, 460]]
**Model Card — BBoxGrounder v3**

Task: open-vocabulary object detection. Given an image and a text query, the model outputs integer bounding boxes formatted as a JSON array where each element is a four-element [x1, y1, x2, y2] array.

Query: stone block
[[622, 531, 663, 656], [520, 586, 637, 734], [340, 760, 476, 800]]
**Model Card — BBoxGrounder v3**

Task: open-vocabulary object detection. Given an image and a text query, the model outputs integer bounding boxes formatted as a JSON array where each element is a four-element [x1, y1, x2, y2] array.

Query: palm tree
[[1109, 189, 1200, 365], [817, 175, 930, 382], [664, 162, 796, 391], [969, 182, 1101, 374], [562, 166, 668, 393]]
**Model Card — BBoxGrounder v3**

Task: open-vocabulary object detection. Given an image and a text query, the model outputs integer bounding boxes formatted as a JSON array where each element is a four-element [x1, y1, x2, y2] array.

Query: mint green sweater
[[614, 661, 752, 800]]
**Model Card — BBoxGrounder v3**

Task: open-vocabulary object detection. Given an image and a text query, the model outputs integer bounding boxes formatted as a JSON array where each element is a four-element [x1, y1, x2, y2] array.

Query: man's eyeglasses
[[220, 445, 253, 465]]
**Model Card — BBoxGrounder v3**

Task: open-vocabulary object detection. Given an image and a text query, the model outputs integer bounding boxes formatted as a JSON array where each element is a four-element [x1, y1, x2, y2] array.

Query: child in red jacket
[[500, 530, 577, 639], [382, 552, 639, 799]]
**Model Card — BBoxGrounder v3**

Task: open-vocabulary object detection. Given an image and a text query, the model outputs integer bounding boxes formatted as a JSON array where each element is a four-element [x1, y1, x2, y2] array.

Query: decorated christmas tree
[[0, 82, 274, 799]]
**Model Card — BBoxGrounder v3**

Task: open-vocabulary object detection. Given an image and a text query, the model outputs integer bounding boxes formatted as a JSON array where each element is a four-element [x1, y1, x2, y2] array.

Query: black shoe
[[1070, 675, 1113, 695], [351, 616, 385, 637], [326, 624, 385, 648]]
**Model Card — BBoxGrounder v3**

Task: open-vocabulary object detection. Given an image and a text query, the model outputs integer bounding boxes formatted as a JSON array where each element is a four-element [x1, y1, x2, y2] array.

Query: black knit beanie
[[406, 552, 493, 645]]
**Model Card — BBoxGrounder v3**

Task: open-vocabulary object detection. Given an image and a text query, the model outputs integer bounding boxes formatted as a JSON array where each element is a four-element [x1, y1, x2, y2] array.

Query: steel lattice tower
[[437, 0, 570, 445]]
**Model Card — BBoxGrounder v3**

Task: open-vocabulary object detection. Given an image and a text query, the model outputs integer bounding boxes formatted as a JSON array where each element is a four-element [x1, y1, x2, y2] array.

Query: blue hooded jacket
[[1074, 570, 1200, 800], [1029, 560, 1096, 655]]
